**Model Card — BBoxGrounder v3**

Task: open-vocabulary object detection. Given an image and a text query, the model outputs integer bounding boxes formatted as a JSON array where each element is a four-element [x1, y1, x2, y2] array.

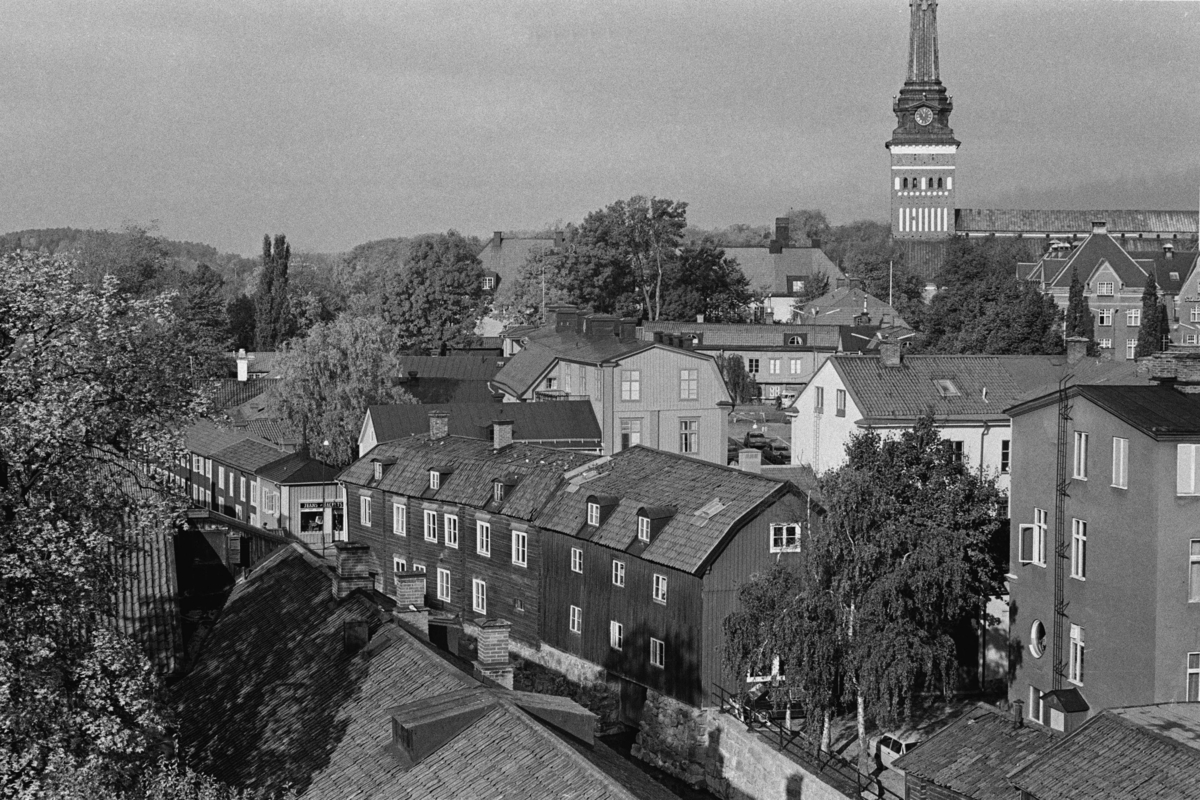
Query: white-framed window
[[1178, 444, 1200, 495], [193, 455, 203, 474], [240, 476, 246, 501], [1000, 440, 1011, 474], [1099, 338, 1113, 350], [612, 559, 626, 587], [436, 568, 451, 602], [360, 495, 372, 527], [652, 574, 667, 604], [511, 530, 528, 567], [569, 605, 582, 634], [472, 578, 486, 614], [570, 547, 583, 573], [251, 480, 260, 506], [217, 466, 224, 490], [609, 621, 624, 651], [650, 637, 665, 669], [234, 504, 242, 518], [1028, 685, 1044, 724], [768, 358, 781, 375], [1112, 437, 1128, 489], [747, 358, 760, 374], [476, 520, 491, 557], [835, 389, 846, 417], [1018, 524, 1036, 564], [1188, 334, 1200, 346], [482, 275, 495, 290], [413, 562, 426, 573], [1192, 306, 1200, 323], [638, 516, 651, 542], [621, 370, 641, 401], [493, 482, 505, 503], [444, 514, 459, 548], [1098, 308, 1113, 326], [393, 503, 406, 536], [424, 510, 437, 541], [429, 470, 440, 490], [373, 462, 383, 481], [393, 555, 406, 574], [1068, 624, 1085, 685], [1029, 620, 1046, 659], [814, 386, 824, 413], [1127, 308, 1141, 327], [1034, 508, 1048, 566], [204, 458, 211, 478], [679, 419, 698, 454], [1127, 339, 1137, 360], [770, 523, 802, 553], [1189, 653, 1200, 702], [1073, 431, 1089, 479], [587, 502, 601, 526], [1070, 519, 1087, 580], [1097, 281, 1114, 296], [790, 358, 802, 375], [620, 418, 642, 450], [680, 369, 698, 400], [1189, 540, 1200, 603]]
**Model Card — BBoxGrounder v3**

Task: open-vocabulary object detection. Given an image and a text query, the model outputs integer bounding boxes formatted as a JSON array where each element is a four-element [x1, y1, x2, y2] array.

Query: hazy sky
[[4, 0, 1198, 255]]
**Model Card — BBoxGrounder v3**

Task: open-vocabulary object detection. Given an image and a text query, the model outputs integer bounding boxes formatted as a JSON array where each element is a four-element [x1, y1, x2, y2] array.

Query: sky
[[4, 0, 1198, 255]]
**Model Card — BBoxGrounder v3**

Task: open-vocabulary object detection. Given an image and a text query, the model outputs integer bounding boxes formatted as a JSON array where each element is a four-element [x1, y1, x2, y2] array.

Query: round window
[[1029, 620, 1047, 658]]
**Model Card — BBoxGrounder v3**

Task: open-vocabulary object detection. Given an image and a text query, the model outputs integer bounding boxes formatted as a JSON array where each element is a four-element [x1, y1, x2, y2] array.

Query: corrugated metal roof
[[957, 209, 1200, 235], [368, 401, 600, 446]]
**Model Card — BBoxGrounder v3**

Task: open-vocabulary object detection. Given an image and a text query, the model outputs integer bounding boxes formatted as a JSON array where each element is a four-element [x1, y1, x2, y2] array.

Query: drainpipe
[[979, 422, 990, 478]]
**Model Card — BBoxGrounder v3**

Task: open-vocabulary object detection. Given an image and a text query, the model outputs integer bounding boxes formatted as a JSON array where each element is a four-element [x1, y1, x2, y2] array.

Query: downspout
[[979, 421, 990, 478]]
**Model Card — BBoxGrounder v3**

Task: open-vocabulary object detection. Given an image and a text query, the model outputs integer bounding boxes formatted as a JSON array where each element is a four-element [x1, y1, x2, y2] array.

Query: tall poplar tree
[[1135, 273, 1164, 358], [1064, 266, 1096, 353], [253, 234, 293, 351]]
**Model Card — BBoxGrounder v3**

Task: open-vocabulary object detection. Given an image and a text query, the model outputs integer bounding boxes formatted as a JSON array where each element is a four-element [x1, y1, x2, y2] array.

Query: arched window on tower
[[902, 177, 908, 190], [937, 177, 943, 189]]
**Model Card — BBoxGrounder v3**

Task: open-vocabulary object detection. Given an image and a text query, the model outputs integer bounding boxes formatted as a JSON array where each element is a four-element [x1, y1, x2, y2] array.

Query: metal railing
[[711, 684, 903, 800]]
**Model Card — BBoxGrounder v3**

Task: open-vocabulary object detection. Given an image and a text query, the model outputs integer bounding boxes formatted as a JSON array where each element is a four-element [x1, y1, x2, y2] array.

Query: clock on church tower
[[886, 0, 959, 241]]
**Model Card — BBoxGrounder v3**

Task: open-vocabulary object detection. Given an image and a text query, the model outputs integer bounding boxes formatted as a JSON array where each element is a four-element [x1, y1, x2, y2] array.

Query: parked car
[[743, 430, 768, 449], [878, 731, 923, 772]]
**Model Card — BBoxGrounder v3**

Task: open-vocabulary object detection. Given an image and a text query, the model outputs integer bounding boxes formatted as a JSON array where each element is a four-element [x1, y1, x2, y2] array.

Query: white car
[[878, 732, 922, 771]]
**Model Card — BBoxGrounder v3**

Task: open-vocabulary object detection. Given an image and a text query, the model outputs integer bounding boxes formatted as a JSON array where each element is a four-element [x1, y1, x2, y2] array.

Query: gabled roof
[[535, 447, 804, 574], [211, 438, 288, 473], [477, 234, 560, 290], [257, 452, 339, 485], [234, 418, 298, 446], [894, 705, 1052, 800], [1043, 231, 1148, 289], [185, 419, 253, 457], [491, 331, 652, 398], [956, 209, 1200, 235], [173, 545, 637, 800], [794, 286, 910, 329], [367, 401, 601, 447], [1009, 707, 1200, 800], [212, 378, 275, 411], [721, 246, 843, 295], [339, 437, 594, 522]]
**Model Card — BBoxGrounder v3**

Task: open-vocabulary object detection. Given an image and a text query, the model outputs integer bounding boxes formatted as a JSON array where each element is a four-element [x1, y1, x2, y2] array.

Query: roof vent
[[694, 498, 727, 520]]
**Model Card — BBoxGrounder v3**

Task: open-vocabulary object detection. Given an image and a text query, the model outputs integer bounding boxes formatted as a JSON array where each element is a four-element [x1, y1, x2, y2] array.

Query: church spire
[[907, 0, 940, 84]]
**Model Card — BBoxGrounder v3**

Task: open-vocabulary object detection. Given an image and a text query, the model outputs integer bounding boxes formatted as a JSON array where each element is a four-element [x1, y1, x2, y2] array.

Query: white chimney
[[237, 349, 250, 382]]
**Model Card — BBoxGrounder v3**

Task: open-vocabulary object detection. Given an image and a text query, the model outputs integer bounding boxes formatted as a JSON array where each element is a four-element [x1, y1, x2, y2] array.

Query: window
[[652, 574, 667, 604], [770, 523, 802, 553], [436, 568, 451, 602], [204, 458, 211, 478], [1098, 308, 1113, 326], [1192, 306, 1200, 324], [1000, 440, 1011, 474], [638, 516, 651, 542], [429, 470, 440, 490], [620, 418, 642, 450], [251, 480, 260, 506], [493, 482, 505, 503], [482, 276, 495, 290], [790, 280, 804, 294], [768, 359, 781, 375], [472, 578, 486, 614], [835, 389, 846, 417], [1070, 519, 1087, 580], [650, 637, 665, 669], [1099, 338, 1113, 350], [217, 466, 225, 490], [747, 358, 760, 374], [569, 605, 582, 634], [814, 386, 824, 414], [621, 370, 641, 401], [424, 510, 437, 541], [902, 177, 909, 190], [1034, 508, 1048, 566], [1189, 335, 1200, 346], [511, 530, 528, 567], [360, 495, 372, 527], [933, 379, 960, 397], [1127, 308, 1141, 327], [413, 562, 426, 573], [393, 503, 406, 536], [373, 462, 382, 481], [790, 358, 802, 375], [1127, 339, 1137, 360], [1179, 444, 1200, 495], [679, 419, 698, 454], [610, 621, 624, 651], [476, 521, 491, 557], [612, 560, 626, 587], [1068, 624, 1085, 685], [393, 555, 406, 574], [1189, 653, 1200, 702], [570, 547, 583, 573], [444, 514, 459, 548], [1190, 541, 1200, 602], [1097, 281, 1114, 296], [1112, 437, 1128, 489], [1029, 620, 1046, 658], [587, 502, 601, 526], [680, 369, 698, 400], [240, 476, 246, 502], [193, 455, 202, 474], [1073, 431, 1088, 479], [949, 440, 965, 464], [1028, 686, 1044, 724]]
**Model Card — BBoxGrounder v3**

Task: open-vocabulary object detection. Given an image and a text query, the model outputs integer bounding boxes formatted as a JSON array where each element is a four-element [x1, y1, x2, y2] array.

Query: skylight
[[933, 379, 960, 398], [694, 498, 727, 519]]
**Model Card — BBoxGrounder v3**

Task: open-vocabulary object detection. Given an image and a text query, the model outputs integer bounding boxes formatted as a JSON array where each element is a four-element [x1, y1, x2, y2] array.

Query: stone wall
[[512, 656, 621, 735], [510, 637, 606, 685]]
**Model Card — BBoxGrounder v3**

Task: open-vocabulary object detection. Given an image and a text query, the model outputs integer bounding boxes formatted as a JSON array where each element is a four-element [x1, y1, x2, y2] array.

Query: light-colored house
[[723, 218, 845, 322]]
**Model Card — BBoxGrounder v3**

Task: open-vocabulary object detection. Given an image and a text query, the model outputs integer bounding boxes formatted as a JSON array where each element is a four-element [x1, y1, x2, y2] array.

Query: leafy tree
[[274, 316, 417, 466], [380, 231, 488, 353], [176, 264, 231, 359], [36, 755, 296, 799], [658, 244, 751, 323], [715, 353, 757, 405], [73, 224, 175, 298], [226, 295, 256, 352], [791, 272, 831, 315], [784, 208, 832, 246], [1135, 273, 1166, 358], [682, 223, 771, 248], [1064, 266, 1096, 353], [253, 234, 293, 351], [724, 415, 1005, 774], [0, 252, 210, 794]]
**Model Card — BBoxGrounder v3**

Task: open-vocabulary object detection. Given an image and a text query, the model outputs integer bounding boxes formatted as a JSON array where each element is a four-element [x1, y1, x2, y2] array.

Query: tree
[[226, 295, 256, 351], [723, 415, 1005, 774], [274, 316, 417, 467], [0, 252, 210, 794], [658, 244, 752, 323], [253, 234, 293, 351], [380, 231, 488, 353], [715, 354, 757, 405], [791, 271, 831, 315], [1064, 266, 1096, 353], [784, 209, 832, 246], [1135, 273, 1166, 358], [73, 224, 174, 298], [176, 264, 231, 359]]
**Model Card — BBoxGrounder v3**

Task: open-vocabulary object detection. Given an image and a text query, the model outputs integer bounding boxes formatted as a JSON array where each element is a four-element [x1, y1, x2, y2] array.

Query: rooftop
[[211, 437, 290, 473], [639, 320, 848, 351], [793, 285, 910, 329], [721, 245, 843, 295], [957, 209, 1200, 235], [366, 401, 601, 448]]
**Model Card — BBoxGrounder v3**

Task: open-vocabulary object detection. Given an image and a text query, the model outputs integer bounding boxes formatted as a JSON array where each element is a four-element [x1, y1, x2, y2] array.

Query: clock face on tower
[[915, 107, 934, 126]]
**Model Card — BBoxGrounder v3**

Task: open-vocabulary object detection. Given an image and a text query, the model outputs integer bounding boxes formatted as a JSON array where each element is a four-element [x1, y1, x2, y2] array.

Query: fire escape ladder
[[1051, 379, 1071, 690]]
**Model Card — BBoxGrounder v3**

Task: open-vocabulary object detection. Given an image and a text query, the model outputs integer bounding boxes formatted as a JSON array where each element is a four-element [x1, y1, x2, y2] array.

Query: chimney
[[428, 411, 449, 440], [880, 339, 903, 367], [696, 313, 705, 324], [332, 541, 376, 600], [552, 305, 578, 332], [343, 619, 370, 653], [236, 349, 249, 382], [474, 618, 513, 689], [1012, 699, 1025, 729], [738, 448, 762, 474], [810, 236, 822, 250], [492, 231, 503, 247], [1164, 243, 1175, 259], [836, 277, 849, 289], [492, 418, 514, 451], [1066, 336, 1089, 366], [1092, 220, 1108, 235], [407, 370, 418, 383], [1149, 345, 1200, 394], [392, 571, 429, 638], [774, 217, 790, 247], [619, 317, 637, 342]]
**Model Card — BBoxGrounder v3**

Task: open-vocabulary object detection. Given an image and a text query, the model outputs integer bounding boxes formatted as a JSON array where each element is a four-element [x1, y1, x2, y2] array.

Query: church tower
[[887, 0, 959, 240]]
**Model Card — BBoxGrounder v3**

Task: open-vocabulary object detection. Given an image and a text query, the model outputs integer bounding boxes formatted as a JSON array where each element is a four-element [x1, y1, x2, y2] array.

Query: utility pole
[[889, 260, 894, 307]]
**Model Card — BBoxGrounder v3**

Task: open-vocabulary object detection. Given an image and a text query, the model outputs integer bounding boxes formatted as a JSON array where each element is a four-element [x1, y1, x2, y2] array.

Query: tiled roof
[[957, 209, 1200, 235], [185, 419, 251, 457], [235, 418, 298, 446], [640, 321, 846, 350], [1043, 232, 1149, 289], [173, 545, 636, 800], [492, 328, 652, 397], [1009, 709, 1200, 800], [257, 452, 339, 485], [722, 246, 843, 295], [1108, 703, 1200, 750], [211, 438, 288, 472], [794, 286, 910, 329], [367, 401, 601, 447], [113, 523, 183, 678], [402, 378, 502, 405], [339, 437, 594, 522], [1145, 251, 1199, 295], [212, 378, 275, 411], [397, 355, 508, 381], [535, 447, 799, 574], [1071, 385, 1200, 438], [894, 705, 1052, 800]]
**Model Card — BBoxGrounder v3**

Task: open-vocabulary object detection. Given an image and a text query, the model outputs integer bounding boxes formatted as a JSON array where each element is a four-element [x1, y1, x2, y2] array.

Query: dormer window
[[493, 482, 505, 503], [373, 462, 383, 481], [638, 516, 650, 542], [429, 470, 440, 490], [482, 276, 495, 290], [587, 502, 601, 526], [1097, 281, 1114, 296]]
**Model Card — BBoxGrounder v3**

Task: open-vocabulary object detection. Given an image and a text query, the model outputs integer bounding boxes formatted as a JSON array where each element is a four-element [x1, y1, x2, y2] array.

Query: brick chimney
[[428, 411, 449, 440], [1149, 345, 1200, 394], [1012, 699, 1025, 729], [474, 618, 513, 689], [236, 349, 250, 382], [618, 317, 638, 342], [492, 418, 514, 451], [738, 448, 762, 474], [392, 571, 429, 638], [332, 541, 376, 599], [880, 340, 903, 367], [774, 217, 790, 247], [1066, 336, 1089, 366], [492, 231, 503, 247]]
